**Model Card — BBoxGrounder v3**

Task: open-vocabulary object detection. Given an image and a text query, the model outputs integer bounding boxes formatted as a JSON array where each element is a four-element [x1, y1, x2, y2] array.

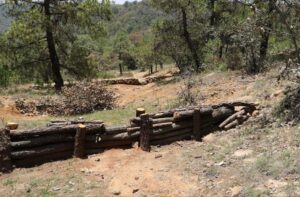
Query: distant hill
[[0, 0, 161, 34], [109, 0, 162, 36], [0, 6, 12, 32]]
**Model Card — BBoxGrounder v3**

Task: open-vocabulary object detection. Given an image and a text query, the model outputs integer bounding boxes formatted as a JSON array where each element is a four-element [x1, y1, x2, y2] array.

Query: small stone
[[133, 189, 139, 193], [252, 110, 259, 117], [132, 142, 139, 149], [52, 187, 60, 191], [233, 149, 253, 158], [230, 186, 243, 197], [155, 154, 162, 159], [134, 176, 139, 180], [215, 161, 225, 167], [113, 191, 121, 195], [95, 158, 101, 162]]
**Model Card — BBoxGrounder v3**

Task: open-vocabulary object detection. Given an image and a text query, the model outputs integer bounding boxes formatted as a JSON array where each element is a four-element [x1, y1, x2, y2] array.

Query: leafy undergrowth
[[275, 86, 300, 122]]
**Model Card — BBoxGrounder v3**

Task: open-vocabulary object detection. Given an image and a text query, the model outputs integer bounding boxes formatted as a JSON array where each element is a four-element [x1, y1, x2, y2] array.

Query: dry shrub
[[275, 61, 300, 122], [15, 84, 116, 116], [178, 71, 201, 107], [275, 87, 300, 122]]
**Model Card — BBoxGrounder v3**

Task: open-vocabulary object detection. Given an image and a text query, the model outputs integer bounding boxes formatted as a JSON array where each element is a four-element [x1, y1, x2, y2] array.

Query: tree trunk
[[209, 0, 216, 26], [44, 0, 64, 91], [259, 0, 275, 64], [181, 7, 202, 71], [150, 64, 153, 74], [119, 63, 123, 75], [119, 52, 123, 75]]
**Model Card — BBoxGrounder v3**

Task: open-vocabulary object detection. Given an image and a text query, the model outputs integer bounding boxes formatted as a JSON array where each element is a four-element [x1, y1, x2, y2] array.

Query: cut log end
[[78, 124, 86, 129], [136, 108, 146, 117]]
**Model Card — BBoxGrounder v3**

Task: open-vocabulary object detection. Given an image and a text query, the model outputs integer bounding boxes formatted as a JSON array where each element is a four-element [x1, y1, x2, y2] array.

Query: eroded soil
[[1, 68, 299, 197]]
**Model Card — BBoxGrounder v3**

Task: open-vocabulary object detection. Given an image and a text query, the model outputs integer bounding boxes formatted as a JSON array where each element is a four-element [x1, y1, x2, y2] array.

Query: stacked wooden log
[[9, 122, 105, 167], [0, 101, 257, 171], [218, 105, 255, 130], [0, 129, 12, 173]]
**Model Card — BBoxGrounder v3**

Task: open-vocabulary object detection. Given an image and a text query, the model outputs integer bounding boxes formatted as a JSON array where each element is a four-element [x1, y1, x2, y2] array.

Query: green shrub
[[274, 86, 300, 122]]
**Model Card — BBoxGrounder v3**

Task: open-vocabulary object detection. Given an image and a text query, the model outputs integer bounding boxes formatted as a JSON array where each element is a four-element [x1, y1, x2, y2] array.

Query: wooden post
[[140, 114, 152, 152], [0, 128, 12, 173], [136, 108, 146, 117], [193, 108, 201, 141], [74, 124, 86, 159]]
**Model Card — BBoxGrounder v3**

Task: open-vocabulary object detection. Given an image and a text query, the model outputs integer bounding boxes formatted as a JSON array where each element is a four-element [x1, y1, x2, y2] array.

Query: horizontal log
[[219, 110, 246, 129], [173, 110, 194, 122], [212, 102, 257, 111], [127, 127, 140, 133], [50, 120, 68, 123], [151, 111, 174, 119], [149, 107, 197, 119], [104, 125, 128, 135], [70, 120, 104, 124], [152, 122, 173, 129], [151, 133, 192, 146], [152, 122, 192, 135], [13, 151, 73, 168], [11, 143, 74, 160], [11, 134, 75, 149], [48, 120, 103, 126], [224, 119, 239, 130], [150, 128, 192, 141], [152, 117, 174, 124], [87, 121, 195, 143], [131, 118, 174, 127], [224, 115, 249, 130], [211, 106, 234, 123], [130, 118, 140, 127], [173, 107, 214, 122], [10, 124, 104, 140]]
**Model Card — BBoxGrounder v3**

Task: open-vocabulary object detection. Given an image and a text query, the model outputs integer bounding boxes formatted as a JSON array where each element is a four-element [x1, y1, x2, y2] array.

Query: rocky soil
[[1, 68, 300, 197]]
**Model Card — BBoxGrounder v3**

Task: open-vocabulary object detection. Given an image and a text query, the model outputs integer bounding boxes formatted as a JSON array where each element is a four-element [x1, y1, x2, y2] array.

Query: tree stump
[[140, 114, 152, 152], [74, 124, 86, 159], [193, 108, 201, 141], [136, 108, 146, 117], [0, 129, 12, 173]]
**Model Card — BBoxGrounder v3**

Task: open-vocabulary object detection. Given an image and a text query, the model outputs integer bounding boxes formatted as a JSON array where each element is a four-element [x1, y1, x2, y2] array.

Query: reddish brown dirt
[[1, 69, 297, 197]]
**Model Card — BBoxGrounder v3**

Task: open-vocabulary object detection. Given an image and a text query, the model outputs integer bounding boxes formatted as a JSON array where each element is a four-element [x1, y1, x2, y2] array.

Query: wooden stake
[[0, 129, 12, 173], [140, 114, 152, 152], [193, 108, 201, 141], [136, 108, 146, 117], [74, 124, 86, 159]]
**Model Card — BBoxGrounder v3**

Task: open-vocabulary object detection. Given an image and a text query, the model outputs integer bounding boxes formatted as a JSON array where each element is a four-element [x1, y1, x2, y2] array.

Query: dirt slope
[[1, 69, 299, 197]]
